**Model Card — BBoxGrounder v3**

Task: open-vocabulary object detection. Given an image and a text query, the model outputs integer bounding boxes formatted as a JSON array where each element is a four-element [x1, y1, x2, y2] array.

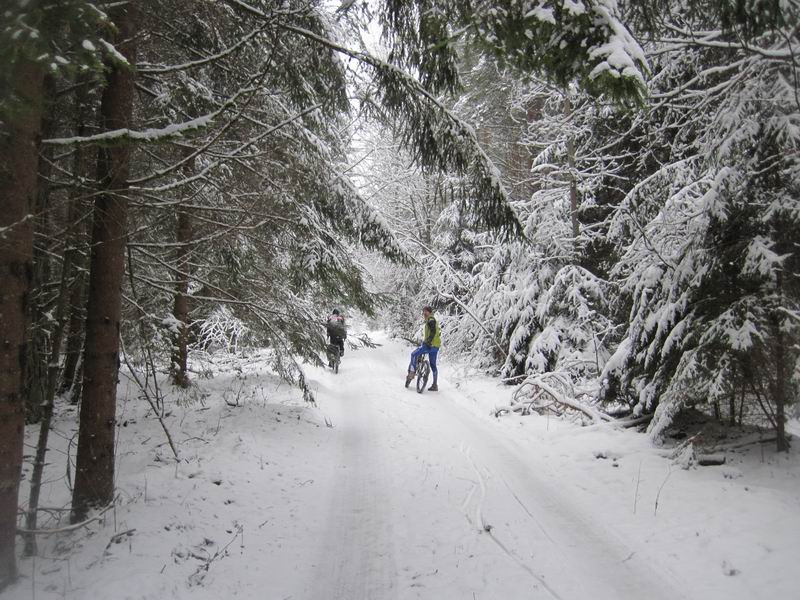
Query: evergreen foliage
[[371, 0, 798, 449], [4, 0, 800, 577]]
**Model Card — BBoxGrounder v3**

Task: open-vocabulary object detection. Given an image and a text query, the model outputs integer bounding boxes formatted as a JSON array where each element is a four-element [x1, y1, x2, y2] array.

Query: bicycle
[[413, 353, 431, 394], [326, 342, 341, 374]]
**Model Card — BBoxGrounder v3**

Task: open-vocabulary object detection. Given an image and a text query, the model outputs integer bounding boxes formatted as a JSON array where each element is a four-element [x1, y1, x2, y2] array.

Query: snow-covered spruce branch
[[125, 98, 267, 186], [345, 332, 383, 351], [275, 22, 521, 237], [402, 236, 470, 290], [657, 33, 800, 61], [124, 250, 273, 313], [778, 306, 800, 324], [649, 59, 749, 100], [403, 235, 509, 359], [126, 208, 301, 247], [124, 250, 325, 403], [129, 90, 322, 191], [437, 288, 509, 360], [248, 307, 318, 406], [138, 25, 267, 74], [44, 111, 221, 146], [45, 74, 256, 147], [46, 50, 303, 159]]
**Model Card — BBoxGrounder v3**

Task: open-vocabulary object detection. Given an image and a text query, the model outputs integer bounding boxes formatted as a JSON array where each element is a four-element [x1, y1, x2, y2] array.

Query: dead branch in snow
[[120, 341, 180, 460], [616, 414, 654, 428], [105, 529, 136, 550], [188, 524, 244, 586], [17, 497, 117, 536], [505, 374, 612, 424]]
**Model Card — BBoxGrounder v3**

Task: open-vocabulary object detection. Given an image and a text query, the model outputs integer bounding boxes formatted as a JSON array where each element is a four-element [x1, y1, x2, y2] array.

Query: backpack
[[327, 316, 346, 338]]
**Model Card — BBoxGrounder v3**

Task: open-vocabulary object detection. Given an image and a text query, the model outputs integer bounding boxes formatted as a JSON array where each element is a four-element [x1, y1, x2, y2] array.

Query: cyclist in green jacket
[[405, 306, 441, 391]]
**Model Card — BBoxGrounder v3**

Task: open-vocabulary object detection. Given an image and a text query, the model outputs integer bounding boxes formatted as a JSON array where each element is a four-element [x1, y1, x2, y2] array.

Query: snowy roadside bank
[[10, 350, 338, 600], [6, 334, 799, 600], [443, 359, 800, 600]]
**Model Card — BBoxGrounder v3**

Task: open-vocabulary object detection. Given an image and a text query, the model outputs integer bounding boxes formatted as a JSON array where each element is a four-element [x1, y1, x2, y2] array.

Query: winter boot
[[428, 382, 438, 391]]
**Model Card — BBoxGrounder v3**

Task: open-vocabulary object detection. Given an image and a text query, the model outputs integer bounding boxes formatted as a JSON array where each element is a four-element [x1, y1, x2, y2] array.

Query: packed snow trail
[[296, 336, 688, 600], [8, 335, 795, 600]]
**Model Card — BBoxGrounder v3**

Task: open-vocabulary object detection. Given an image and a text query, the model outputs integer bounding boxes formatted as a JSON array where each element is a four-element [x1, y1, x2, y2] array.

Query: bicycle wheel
[[327, 344, 340, 373], [416, 361, 429, 394]]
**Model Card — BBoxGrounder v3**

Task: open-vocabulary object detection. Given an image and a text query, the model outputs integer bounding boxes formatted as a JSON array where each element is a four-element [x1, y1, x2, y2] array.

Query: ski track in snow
[[296, 337, 688, 600]]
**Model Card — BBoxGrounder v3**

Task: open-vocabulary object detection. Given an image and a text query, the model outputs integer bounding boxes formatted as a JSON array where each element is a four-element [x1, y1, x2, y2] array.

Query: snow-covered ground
[[7, 333, 799, 599]]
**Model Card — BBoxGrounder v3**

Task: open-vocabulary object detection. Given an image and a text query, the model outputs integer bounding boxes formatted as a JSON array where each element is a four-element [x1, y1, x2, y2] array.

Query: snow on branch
[[277, 21, 523, 239], [498, 372, 612, 424], [44, 113, 216, 145], [138, 26, 266, 74]]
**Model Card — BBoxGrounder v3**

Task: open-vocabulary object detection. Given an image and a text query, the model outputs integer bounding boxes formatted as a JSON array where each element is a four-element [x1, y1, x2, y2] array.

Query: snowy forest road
[[299, 336, 688, 600]]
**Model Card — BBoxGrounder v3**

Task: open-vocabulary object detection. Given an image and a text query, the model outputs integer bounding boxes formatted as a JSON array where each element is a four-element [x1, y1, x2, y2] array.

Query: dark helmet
[[332, 309, 340, 316]]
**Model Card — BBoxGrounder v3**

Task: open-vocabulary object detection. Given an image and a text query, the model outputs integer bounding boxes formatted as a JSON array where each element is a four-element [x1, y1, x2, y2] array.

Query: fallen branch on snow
[[505, 374, 612, 424], [17, 497, 117, 536], [188, 524, 244, 586]]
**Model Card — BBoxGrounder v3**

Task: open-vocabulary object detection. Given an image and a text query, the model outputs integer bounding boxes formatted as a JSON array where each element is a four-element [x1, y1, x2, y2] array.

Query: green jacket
[[424, 315, 441, 348]]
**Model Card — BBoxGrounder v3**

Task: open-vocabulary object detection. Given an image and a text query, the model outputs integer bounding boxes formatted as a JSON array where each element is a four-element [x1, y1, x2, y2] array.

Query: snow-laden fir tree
[[601, 0, 800, 450]]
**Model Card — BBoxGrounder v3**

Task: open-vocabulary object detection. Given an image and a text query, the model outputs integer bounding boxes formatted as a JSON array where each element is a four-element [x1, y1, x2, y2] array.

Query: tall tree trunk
[[171, 153, 194, 387], [25, 75, 57, 423], [171, 207, 193, 387], [23, 220, 77, 555], [728, 365, 737, 426], [71, 5, 137, 522], [0, 55, 44, 591], [59, 75, 93, 397], [773, 272, 789, 452], [22, 73, 93, 552], [60, 257, 87, 397]]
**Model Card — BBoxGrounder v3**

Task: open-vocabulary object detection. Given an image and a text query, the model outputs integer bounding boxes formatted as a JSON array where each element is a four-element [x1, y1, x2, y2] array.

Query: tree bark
[[24, 75, 57, 424], [60, 251, 87, 397], [23, 217, 77, 555], [71, 5, 138, 522], [171, 153, 194, 387], [773, 272, 789, 452], [0, 54, 44, 591], [171, 208, 193, 387], [728, 366, 737, 426], [59, 75, 93, 397]]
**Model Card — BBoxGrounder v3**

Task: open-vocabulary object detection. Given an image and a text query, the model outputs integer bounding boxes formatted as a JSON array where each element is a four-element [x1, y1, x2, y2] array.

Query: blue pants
[[409, 345, 439, 380]]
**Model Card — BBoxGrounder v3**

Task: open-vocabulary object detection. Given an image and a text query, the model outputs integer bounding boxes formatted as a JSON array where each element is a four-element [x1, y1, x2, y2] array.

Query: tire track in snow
[[500, 474, 557, 544], [304, 336, 689, 599], [307, 356, 399, 600], [460, 441, 564, 600], [442, 396, 688, 600]]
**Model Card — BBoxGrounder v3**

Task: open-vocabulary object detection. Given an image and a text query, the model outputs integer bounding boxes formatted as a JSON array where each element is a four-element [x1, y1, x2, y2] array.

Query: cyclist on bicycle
[[405, 305, 441, 391], [326, 309, 346, 366]]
